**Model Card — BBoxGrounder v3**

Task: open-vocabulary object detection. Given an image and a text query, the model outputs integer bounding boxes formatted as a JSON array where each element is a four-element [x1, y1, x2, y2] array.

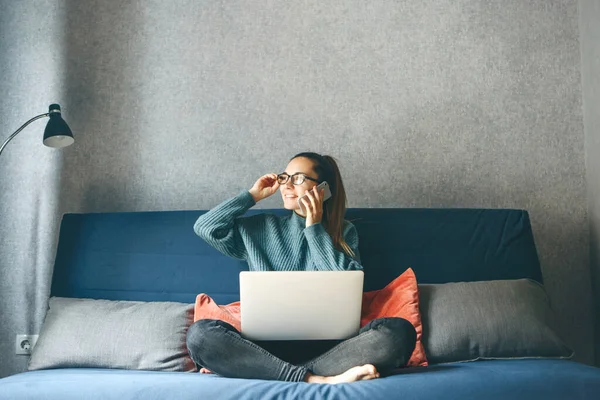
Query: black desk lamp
[[0, 104, 74, 158]]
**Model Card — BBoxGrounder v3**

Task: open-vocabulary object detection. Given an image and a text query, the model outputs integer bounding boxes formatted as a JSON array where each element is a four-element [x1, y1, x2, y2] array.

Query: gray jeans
[[186, 317, 417, 382]]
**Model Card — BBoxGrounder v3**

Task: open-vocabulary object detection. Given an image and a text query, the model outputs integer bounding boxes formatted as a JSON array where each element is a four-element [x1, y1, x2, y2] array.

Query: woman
[[187, 152, 416, 384]]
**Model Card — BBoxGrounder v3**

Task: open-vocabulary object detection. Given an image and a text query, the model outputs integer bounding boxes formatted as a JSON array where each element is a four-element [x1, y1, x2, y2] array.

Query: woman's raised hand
[[301, 185, 325, 228], [249, 174, 280, 203]]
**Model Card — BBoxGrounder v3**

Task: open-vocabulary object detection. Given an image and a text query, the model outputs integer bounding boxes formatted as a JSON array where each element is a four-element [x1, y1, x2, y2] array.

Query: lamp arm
[[0, 113, 50, 158]]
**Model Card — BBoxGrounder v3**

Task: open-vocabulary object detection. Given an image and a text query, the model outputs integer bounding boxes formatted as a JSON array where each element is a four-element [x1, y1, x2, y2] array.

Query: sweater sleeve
[[193, 191, 256, 260], [303, 221, 363, 271]]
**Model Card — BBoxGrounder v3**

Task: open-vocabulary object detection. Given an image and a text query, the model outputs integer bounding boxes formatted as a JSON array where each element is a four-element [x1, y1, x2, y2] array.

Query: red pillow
[[194, 295, 241, 331], [359, 268, 428, 367], [194, 268, 428, 367]]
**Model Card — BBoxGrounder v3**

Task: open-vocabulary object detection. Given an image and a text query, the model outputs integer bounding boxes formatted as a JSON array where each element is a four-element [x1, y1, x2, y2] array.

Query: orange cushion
[[194, 295, 242, 331], [194, 268, 428, 367], [359, 268, 428, 367]]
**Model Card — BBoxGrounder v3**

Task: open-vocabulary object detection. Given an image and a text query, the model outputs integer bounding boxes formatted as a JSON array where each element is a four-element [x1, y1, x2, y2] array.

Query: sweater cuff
[[237, 190, 257, 208], [303, 222, 328, 240]]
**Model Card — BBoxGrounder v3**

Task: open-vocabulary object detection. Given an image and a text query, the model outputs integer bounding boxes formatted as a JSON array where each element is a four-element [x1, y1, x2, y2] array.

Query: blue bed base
[[2, 207, 599, 400]]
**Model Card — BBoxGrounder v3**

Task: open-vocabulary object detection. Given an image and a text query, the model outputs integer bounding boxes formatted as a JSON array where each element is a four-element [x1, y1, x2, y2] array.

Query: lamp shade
[[43, 104, 74, 148]]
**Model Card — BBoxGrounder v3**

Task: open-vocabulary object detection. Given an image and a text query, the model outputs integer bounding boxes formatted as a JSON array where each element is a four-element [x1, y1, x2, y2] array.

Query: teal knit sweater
[[193, 191, 363, 271]]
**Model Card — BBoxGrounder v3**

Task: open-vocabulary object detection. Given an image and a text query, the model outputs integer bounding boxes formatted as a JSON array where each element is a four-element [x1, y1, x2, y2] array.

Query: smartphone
[[297, 181, 332, 213]]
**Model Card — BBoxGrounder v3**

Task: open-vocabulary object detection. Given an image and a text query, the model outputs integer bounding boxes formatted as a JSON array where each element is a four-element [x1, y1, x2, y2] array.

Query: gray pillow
[[418, 279, 573, 364], [28, 297, 196, 372]]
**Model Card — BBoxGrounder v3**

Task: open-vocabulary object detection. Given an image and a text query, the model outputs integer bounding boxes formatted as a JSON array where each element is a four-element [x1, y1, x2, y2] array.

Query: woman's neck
[[293, 210, 306, 218]]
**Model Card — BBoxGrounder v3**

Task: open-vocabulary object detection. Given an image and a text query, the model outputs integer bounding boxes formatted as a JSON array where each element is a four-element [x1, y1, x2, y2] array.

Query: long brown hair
[[291, 152, 355, 258]]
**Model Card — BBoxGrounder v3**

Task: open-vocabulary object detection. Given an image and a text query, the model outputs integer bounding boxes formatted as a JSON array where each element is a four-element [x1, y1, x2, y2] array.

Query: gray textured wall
[[0, 1, 68, 378], [0, 0, 595, 377], [579, 0, 600, 367]]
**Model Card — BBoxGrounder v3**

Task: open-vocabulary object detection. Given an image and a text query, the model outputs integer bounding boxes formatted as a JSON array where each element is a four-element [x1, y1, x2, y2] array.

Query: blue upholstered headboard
[[50, 208, 542, 304]]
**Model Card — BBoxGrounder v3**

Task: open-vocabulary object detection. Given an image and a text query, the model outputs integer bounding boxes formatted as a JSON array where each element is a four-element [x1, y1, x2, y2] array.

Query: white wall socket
[[15, 334, 38, 355]]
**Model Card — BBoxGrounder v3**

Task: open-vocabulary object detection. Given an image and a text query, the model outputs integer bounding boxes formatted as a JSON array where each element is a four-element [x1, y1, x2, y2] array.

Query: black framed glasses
[[277, 172, 320, 185]]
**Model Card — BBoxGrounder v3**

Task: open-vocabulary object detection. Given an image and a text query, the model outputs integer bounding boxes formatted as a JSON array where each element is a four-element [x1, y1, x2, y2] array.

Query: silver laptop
[[239, 270, 364, 341]]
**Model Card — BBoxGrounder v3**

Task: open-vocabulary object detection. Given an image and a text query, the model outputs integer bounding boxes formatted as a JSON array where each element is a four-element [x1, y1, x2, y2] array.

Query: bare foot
[[305, 364, 380, 384], [199, 368, 213, 374]]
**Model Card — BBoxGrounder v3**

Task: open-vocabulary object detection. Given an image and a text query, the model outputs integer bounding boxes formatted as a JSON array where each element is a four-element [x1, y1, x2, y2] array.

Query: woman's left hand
[[301, 186, 325, 228]]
